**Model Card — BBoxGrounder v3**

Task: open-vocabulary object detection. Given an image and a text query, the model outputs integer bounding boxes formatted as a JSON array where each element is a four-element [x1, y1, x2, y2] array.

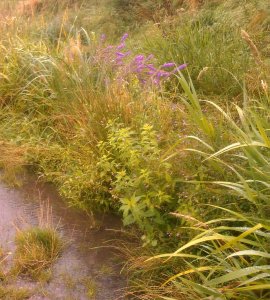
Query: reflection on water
[[0, 176, 125, 300]]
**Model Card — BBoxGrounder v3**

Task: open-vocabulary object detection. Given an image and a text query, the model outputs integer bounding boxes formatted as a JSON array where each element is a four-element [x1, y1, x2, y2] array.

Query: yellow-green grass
[[0, 286, 30, 300], [14, 227, 63, 276]]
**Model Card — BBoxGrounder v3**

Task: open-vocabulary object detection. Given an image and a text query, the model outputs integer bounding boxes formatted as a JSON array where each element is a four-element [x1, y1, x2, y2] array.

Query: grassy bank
[[0, 0, 270, 298]]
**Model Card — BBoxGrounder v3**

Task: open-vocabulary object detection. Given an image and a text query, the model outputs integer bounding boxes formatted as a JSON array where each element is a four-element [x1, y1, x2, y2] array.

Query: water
[[0, 176, 126, 299]]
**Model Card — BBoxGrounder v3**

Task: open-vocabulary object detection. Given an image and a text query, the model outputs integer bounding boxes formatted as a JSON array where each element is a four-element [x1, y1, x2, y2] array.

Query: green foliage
[[113, 0, 184, 26], [142, 12, 251, 96], [96, 121, 175, 242], [145, 210, 270, 300], [175, 72, 270, 219], [0, 0, 269, 299]]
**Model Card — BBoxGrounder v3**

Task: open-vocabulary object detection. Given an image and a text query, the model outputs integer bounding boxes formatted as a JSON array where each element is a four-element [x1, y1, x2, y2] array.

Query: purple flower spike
[[155, 71, 168, 79], [116, 52, 125, 57], [116, 51, 130, 58], [100, 34, 106, 42], [93, 31, 187, 89], [121, 33, 129, 42], [134, 55, 144, 62], [146, 64, 156, 71], [173, 63, 188, 72], [117, 42, 126, 50], [146, 54, 154, 61], [104, 45, 114, 51], [162, 62, 176, 68]]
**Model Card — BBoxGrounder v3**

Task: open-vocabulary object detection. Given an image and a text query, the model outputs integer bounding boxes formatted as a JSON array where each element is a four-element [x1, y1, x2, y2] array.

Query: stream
[[0, 176, 126, 299]]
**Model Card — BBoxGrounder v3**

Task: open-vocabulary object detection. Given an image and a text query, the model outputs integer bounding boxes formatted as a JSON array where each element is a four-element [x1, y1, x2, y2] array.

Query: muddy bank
[[0, 176, 126, 299]]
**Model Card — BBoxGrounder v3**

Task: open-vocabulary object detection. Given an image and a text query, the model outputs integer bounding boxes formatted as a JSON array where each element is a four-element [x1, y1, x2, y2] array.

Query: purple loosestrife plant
[[93, 33, 187, 87], [121, 33, 129, 42]]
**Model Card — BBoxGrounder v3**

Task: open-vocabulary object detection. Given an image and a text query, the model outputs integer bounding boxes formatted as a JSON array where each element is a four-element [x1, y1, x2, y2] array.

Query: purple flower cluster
[[95, 33, 187, 87]]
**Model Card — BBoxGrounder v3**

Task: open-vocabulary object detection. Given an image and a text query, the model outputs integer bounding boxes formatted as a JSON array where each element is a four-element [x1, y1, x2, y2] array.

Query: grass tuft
[[14, 227, 63, 276], [0, 286, 30, 300]]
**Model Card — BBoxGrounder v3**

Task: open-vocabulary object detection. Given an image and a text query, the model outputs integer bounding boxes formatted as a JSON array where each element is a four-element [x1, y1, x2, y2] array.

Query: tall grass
[[120, 68, 270, 297], [173, 72, 270, 217], [140, 0, 270, 96], [136, 210, 270, 300], [0, 1, 269, 299]]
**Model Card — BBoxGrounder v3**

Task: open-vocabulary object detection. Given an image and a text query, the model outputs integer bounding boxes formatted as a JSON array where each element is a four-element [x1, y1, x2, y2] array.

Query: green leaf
[[227, 250, 270, 259], [213, 223, 263, 253], [208, 265, 270, 286], [163, 266, 221, 286]]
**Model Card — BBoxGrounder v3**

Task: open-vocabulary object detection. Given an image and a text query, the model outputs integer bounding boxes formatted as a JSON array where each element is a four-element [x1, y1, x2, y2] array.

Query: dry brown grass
[[0, 141, 29, 186], [16, 0, 42, 17], [187, 0, 201, 11], [63, 37, 83, 63], [186, 0, 216, 11], [241, 29, 262, 65]]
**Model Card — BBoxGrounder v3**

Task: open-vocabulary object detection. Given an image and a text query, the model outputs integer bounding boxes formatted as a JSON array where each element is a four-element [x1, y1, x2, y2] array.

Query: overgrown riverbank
[[0, 0, 270, 299]]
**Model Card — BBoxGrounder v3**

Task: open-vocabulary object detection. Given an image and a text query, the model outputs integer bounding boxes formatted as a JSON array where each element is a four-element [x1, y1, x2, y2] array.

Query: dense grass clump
[[14, 227, 63, 276], [0, 286, 30, 300], [0, 0, 269, 299]]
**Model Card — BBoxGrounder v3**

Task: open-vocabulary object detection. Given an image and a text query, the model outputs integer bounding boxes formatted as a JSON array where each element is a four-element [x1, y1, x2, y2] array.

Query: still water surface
[[0, 177, 125, 299]]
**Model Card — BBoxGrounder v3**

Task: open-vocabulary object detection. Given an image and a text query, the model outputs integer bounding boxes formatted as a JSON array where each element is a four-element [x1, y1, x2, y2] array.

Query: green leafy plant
[[96, 121, 175, 243]]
